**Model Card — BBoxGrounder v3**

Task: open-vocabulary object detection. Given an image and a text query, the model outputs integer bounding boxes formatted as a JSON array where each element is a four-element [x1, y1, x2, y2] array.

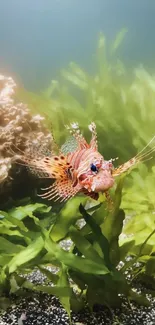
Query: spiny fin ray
[[39, 179, 81, 202], [112, 136, 155, 177]]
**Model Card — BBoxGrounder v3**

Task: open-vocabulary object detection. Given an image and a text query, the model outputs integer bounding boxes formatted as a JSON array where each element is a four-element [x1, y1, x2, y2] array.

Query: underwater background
[[1, 1, 155, 321], [0, 0, 155, 91]]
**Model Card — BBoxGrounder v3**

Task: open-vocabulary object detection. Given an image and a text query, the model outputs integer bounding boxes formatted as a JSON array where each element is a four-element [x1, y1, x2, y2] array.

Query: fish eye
[[90, 163, 98, 172]]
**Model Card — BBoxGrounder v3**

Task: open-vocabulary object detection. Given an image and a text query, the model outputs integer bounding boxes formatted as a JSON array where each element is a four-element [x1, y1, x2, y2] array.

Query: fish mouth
[[78, 170, 114, 193], [90, 173, 114, 193]]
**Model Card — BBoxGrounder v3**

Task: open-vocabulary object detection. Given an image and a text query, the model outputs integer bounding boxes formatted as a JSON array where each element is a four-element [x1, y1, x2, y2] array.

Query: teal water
[[0, 0, 154, 90]]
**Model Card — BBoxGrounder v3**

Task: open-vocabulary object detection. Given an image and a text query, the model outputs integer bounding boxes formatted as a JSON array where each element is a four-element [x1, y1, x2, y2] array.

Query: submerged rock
[[0, 75, 52, 204]]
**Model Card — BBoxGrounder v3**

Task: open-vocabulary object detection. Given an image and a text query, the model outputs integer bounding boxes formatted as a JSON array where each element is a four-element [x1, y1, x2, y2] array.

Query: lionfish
[[15, 122, 155, 205]]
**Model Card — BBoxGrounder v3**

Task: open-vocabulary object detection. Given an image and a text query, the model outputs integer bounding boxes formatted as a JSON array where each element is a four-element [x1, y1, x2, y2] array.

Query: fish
[[15, 122, 155, 205]]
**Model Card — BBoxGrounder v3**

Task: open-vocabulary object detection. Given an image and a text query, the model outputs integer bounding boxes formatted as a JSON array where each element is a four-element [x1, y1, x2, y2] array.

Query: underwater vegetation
[[0, 30, 155, 321], [18, 29, 155, 161]]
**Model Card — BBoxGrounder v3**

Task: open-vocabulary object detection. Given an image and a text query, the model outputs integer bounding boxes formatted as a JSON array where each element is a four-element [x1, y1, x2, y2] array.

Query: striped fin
[[18, 154, 73, 180], [89, 122, 98, 150], [112, 136, 155, 177], [65, 122, 89, 149], [65, 122, 98, 151], [39, 179, 81, 202]]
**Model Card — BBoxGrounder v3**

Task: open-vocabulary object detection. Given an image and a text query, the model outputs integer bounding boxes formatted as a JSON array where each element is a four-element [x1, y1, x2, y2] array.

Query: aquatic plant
[[120, 164, 155, 260], [16, 30, 155, 270], [0, 30, 155, 321], [18, 30, 155, 163], [0, 179, 154, 321]]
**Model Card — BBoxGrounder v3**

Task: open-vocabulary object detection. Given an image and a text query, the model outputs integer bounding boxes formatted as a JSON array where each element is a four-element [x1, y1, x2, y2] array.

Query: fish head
[[77, 150, 115, 193]]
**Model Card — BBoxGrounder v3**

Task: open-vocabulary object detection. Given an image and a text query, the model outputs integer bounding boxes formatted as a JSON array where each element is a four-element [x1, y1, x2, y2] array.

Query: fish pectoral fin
[[39, 179, 81, 202], [112, 158, 137, 177], [112, 136, 155, 177], [82, 189, 99, 200], [19, 154, 74, 180]]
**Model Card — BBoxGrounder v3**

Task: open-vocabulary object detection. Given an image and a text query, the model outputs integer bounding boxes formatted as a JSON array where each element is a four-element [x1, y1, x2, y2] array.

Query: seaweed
[[1, 30, 155, 320]]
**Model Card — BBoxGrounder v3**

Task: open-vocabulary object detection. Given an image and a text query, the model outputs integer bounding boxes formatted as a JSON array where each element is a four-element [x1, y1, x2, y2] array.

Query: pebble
[[0, 267, 154, 325], [0, 256, 154, 325]]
